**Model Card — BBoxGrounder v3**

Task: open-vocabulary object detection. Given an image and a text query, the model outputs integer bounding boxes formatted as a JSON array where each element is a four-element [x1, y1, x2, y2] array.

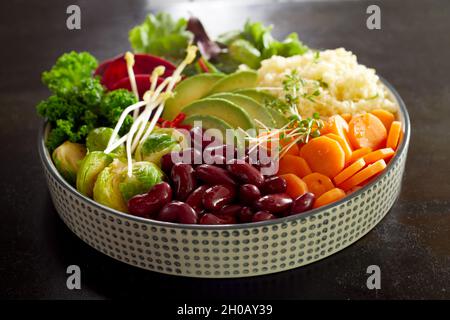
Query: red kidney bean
[[219, 204, 242, 218], [254, 193, 293, 214], [226, 159, 264, 187], [127, 194, 149, 217], [203, 154, 226, 168], [288, 192, 315, 216], [217, 214, 237, 224], [202, 185, 236, 212], [261, 176, 287, 194], [171, 163, 197, 201], [157, 201, 198, 224], [128, 182, 172, 218], [239, 184, 261, 206], [252, 211, 276, 222], [161, 148, 203, 173], [199, 213, 228, 225], [185, 185, 209, 214], [238, 206, 254, 223], [160, 152, 177, 174], [195, 164, 236, 186]]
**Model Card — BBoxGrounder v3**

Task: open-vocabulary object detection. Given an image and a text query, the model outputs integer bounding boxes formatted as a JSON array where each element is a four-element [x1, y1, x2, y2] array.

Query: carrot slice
[[325, 133, 353, 163], [338, 159, 387, 191], [349, 147, 372, 164], [386, 121, 402, 150], [363, 148, 395, 164], [279, 174, 309, 199], [333, 158, 366, 186], [341, 113, 352, 123], [303, 172, 335, 197], [371, 109, 395, 130], [284, 143, 300, 156], [313, 188, 346, 208], [278, 155, 312, 178], [322, 114, 351, 144], [348, 113, 387, 149], [300, 136, 346, 178]]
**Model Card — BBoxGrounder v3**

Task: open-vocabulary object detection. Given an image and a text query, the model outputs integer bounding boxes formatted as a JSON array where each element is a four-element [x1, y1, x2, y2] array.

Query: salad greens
[[37, 51, 137, 152], [215, 20, 309, 72], [129, 12, 193, 64], [128, 14, 308, 74]]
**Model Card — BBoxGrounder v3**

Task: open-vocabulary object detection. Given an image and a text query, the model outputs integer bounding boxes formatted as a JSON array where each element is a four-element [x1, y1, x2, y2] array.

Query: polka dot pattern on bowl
[[42, 144, 407, 278]]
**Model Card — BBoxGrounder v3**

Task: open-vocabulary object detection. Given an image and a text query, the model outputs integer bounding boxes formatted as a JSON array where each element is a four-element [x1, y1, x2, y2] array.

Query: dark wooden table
[[1, 0, 449, 299]]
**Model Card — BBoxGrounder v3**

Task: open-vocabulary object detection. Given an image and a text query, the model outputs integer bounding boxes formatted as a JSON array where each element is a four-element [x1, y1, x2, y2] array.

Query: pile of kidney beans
[[127, 127, 316, 225]]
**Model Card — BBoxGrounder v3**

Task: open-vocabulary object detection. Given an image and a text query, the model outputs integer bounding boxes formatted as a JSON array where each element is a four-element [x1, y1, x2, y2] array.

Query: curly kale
[[99, 89, 137, 136], [37, 51, 153, 152], [42, 51, 99, 98], [37, 51, 104, 151]]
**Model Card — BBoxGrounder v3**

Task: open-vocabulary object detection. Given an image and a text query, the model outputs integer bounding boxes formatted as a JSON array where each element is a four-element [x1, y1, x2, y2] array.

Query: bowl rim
[[38, 77, 410, 230]]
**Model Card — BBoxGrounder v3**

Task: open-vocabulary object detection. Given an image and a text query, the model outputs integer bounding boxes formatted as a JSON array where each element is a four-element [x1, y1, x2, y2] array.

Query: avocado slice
[[210, 93, 275, 128], [207, 71, 257, 95], [181, 98, 255, 131], [183, 114, 232, 139], [162, 73, 225, 121], [234, 89, 289, 127]]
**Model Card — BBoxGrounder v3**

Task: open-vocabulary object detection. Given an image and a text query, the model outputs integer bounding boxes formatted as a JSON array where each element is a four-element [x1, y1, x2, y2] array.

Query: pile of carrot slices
[[276, 109, 403, 209]]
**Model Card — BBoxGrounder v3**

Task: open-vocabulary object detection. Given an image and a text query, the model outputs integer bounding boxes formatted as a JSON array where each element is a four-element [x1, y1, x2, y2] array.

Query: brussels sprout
[[86, 127, 125, 157], [76, 151, 113, 197], [93, 159, 128, 212], [135, 128, 188, 164], [119, 161, 164, 201], [52, 141, 87, 185], [92, 160, 164, 212]]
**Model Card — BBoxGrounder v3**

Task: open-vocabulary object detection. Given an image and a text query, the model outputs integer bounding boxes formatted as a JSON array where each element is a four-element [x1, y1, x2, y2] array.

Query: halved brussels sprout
[[76, 151, 113, 197], [135, 128, 188, 164], [86, 127, 125, 157], [52, 141, 87, 185], [93, 159, 128, 212], [92, 160, 164, 212], [119, 161, 164, 202]]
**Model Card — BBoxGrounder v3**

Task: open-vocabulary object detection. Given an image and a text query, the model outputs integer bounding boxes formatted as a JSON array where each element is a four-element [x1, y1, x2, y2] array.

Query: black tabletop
[[1, 0, 449, 300]]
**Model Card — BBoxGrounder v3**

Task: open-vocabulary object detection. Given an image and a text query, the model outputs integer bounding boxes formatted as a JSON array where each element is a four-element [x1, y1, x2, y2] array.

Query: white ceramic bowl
[[38, 79, 410, 278]]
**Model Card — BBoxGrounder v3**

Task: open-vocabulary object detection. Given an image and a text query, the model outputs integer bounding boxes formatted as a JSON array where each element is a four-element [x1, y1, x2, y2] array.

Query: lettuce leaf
[[214, 20, 308, 72], [129, 13, 193, 64]]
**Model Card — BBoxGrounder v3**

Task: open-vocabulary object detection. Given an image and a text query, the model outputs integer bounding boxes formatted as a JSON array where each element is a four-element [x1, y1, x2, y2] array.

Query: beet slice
[[111, 74, 165, 99], [94, 57, 115, 78], [96, 53, 176, 90]]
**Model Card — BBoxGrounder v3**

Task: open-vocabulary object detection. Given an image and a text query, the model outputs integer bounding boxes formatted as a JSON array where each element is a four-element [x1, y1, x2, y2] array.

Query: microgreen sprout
[[104, 45, 198, 177], [124, 52, 140, 119], [246, 70, 324, 159]]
